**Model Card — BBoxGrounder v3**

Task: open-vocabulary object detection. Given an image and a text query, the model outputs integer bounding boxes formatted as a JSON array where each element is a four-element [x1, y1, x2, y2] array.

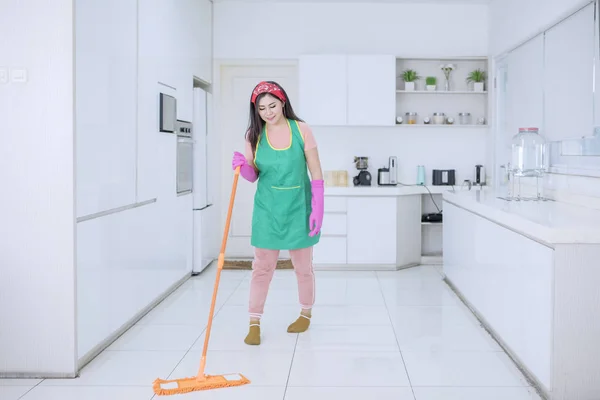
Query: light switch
[[0, 67, 7, 84], [11, 68, 27, 83]]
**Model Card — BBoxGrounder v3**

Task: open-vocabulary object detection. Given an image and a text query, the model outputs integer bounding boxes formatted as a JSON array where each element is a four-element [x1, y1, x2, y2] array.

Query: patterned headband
[[251, 81, 287, 104]]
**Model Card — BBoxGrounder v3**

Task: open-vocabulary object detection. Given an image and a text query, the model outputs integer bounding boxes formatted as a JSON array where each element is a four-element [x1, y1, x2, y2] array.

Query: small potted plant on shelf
[[402, 69, 421, 91], [426, 76, 437, 91], [467, 69, 487, 92]]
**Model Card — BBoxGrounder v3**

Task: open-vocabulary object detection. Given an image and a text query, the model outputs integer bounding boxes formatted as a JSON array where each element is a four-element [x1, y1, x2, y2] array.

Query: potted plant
[[425, 76, 437, 91], [467, 69, 487, 92], [402, 69, 421, 91]]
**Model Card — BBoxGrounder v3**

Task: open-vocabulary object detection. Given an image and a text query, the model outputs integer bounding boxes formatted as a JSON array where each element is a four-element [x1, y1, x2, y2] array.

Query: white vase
[[405, 82, 415, 91], [426, 85, 436, 91], [474, 82, 484, 92]]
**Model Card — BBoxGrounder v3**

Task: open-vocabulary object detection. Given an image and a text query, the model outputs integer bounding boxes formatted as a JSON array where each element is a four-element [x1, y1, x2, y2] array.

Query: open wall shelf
[[396, 57, 489, 126]]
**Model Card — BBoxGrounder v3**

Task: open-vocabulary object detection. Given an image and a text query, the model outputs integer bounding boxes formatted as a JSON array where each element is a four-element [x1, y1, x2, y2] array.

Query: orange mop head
[[152, 167, 251, 395], [153, 373, 250, 395]]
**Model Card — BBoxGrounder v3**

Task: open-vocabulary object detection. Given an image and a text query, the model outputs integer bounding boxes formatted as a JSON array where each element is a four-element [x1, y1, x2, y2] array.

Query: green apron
[[251, 119, 320, 250]]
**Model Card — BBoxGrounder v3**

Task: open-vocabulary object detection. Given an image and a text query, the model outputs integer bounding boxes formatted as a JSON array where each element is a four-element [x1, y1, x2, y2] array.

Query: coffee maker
[[474, 164, 486, 186], [353, 156, 372, 186], [377, 156, 398, 186]]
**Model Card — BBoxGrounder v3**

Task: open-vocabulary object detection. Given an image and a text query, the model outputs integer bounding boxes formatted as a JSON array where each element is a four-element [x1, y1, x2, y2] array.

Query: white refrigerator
[[192, 86, 218, 275]]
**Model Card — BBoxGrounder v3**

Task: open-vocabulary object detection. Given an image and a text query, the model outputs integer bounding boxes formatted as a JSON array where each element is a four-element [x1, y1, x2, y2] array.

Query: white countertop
[[324, 185, 456, 197], [443, 189, 600, 245]]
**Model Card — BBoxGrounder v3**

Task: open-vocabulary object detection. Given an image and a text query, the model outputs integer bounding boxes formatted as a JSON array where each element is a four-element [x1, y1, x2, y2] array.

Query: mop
[[153, 166, 251, 395]]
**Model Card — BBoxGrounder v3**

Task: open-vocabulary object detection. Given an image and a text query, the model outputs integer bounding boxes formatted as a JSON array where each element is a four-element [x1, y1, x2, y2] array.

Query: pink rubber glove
[[232, 151, 258, 183], [309, 179, 324, 237]]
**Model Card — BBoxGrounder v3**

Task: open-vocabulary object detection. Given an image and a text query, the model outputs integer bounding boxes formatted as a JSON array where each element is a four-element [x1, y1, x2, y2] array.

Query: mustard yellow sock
[[287, 310, 311, 333], [244, 320, 261, 345]]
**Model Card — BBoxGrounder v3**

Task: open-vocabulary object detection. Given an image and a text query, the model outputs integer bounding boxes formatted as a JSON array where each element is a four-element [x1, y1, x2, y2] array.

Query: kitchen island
[[316, 185, 453, 270], [442, 189, 600, 400]]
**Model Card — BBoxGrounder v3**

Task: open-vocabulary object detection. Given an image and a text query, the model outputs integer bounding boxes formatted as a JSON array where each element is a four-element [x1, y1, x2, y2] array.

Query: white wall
[[488, 0, 600, 208], [213, 1, 490, 225], [214, 2, 488, 59], [0, 0, 77, 377]]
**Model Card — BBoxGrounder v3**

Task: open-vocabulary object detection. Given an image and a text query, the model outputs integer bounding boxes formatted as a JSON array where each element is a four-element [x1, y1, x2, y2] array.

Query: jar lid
[[519, 127, 539, 132], [406, 112, 418, 115], [433, 112, 445, 116], [458, 112, 471, 116]]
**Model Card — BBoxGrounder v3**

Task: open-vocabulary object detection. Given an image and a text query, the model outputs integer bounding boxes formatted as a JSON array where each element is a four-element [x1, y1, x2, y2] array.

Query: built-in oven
[[176, 120, 194, 195]]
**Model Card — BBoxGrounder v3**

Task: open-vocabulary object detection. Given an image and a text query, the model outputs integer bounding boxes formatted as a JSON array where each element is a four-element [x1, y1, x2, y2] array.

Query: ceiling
[[212, 0, 490, 3]]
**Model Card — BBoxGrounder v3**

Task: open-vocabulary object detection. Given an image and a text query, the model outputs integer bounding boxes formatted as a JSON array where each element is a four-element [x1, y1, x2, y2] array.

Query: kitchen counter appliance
[[378, 156, 398, 186], [353, 156, 371, 186], [474, 164, 486, 186], [432, 169, 455, 186]]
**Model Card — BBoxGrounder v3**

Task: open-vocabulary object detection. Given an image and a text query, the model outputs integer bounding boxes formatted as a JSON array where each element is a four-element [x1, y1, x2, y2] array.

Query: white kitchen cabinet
[[444, 202, 553, 390], [298, 55, 347, 126], [313, 236, 347, 265], [298, 54, 396, 126], [347, 55, 396, 126], [347, 197, 397, 265]]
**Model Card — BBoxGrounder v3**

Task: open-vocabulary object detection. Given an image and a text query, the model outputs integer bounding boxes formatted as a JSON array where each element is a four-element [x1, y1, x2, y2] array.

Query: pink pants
[[249, 246, 315, 318]]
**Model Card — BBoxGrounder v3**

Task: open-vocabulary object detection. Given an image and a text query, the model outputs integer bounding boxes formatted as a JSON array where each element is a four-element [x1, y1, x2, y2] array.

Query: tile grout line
[[375, 271, 418, 400], [150, 274, 249, 399], [282, 331, 299, 400], [16, 379, 43, 400]]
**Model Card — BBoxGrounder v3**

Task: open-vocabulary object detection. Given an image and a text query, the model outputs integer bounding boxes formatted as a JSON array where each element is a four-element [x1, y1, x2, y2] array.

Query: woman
[[231, 81, 324, 346]]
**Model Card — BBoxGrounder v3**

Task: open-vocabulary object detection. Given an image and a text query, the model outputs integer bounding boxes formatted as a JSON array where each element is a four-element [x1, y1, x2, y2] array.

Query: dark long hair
[[245, 81, 303, 156]]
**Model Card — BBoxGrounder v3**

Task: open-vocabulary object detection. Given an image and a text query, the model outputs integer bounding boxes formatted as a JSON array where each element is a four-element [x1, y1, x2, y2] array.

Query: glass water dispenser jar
[[510, 127, 548, 177], [508, 127, 549, 200]]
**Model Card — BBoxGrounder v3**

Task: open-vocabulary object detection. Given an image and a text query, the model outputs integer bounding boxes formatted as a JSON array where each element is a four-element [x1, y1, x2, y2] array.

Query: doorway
[[218, 63, 298, 258]]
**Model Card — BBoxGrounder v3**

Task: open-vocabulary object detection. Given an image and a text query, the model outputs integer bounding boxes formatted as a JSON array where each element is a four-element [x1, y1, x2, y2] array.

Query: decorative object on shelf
[[446, 116, 455, 124], [405, 112, 418, 124], [423, 116, 431, 124], [416, 165, 426, 185], [466, 68, 487, 92], [432, 112, 445, 124], [396, 116, 403, 124], [440, 63, 455, 91], [425, 76, 437, 91], [458, 112, 472, 125], [402, 69, 421, 91], [477, 117, 486, 125]]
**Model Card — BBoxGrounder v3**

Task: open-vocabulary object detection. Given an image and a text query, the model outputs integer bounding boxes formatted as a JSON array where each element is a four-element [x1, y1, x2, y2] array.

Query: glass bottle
[[510, 127, 548, 177]]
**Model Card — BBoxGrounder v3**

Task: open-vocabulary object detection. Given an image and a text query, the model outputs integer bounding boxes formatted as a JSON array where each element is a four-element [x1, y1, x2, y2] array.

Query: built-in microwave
[[176, 120, 193, 195], [159, 93, 177, 133]]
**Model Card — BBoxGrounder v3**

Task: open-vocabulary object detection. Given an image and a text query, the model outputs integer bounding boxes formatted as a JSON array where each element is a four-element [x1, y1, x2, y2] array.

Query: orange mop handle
[[197, 166, 240, 379]]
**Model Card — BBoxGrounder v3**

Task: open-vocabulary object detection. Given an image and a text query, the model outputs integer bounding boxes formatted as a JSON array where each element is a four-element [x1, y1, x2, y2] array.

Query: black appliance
[[353, 156, 372, 186], [432, 169, 455, 186], [353, 170, 372, 186]]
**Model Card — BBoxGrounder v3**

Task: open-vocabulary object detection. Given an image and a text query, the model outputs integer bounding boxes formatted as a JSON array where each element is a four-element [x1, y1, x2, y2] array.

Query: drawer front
[[322, 212, 347, 236], [313, 237, 347, 264], [324, 196, 347, 213]]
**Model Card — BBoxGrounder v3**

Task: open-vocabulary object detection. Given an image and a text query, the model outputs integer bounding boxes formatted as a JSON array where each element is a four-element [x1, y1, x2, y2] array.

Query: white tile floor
[[1, 265, 543, 400]]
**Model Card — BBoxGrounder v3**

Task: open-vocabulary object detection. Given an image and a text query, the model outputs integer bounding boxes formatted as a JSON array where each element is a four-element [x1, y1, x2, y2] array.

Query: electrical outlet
[[0, 67, 7, 84], [11, 68, 27, 83]]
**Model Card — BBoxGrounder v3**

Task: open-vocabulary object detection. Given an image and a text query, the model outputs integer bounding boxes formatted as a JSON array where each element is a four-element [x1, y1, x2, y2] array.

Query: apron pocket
[[271, 185, 301, 190]]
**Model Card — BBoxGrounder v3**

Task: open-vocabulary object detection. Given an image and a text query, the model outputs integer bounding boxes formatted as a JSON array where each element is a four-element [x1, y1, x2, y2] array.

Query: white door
[[219, 64, 298, 258]]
